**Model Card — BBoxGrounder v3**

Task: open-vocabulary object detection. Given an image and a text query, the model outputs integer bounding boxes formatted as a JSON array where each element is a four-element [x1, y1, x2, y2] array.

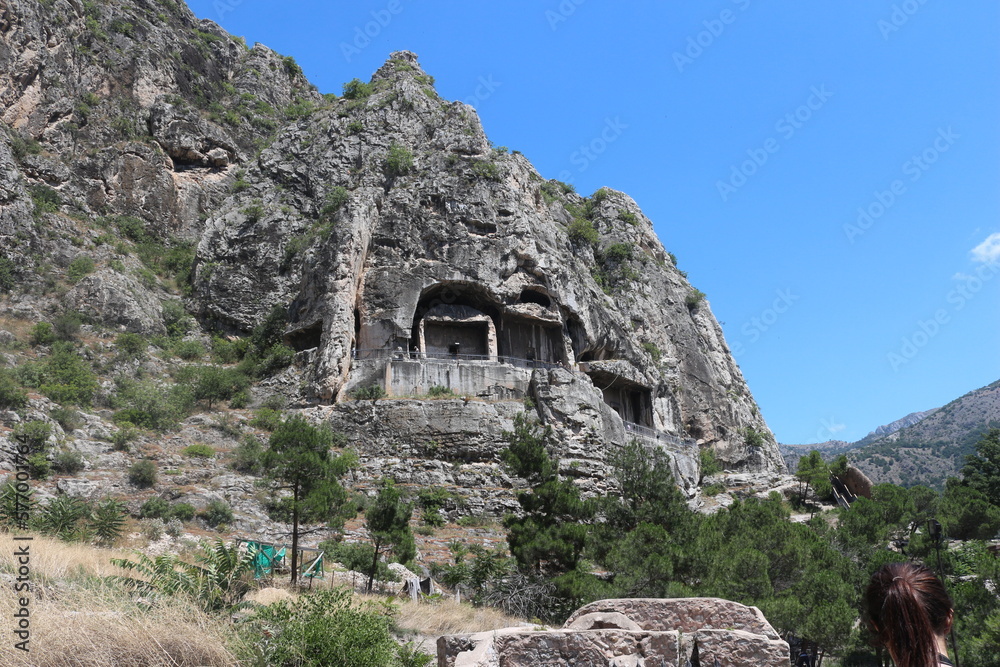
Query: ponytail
[[865, 562, 952, 667]]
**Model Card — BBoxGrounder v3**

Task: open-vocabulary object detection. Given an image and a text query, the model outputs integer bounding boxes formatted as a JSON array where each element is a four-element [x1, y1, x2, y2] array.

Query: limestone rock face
[[439, 597, 789, 666], [0, 0, 783, 508], [189, 50, 782, 472], [63, 269, 165, 334]]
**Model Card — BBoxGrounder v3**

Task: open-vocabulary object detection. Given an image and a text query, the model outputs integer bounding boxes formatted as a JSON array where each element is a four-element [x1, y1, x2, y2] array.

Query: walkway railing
[[623, 421, 697, 449], [351, 348, 564, 370]]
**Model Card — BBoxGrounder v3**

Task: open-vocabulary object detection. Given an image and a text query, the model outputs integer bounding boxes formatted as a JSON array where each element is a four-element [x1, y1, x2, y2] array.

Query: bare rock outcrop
[[439, 597, 789, 666]]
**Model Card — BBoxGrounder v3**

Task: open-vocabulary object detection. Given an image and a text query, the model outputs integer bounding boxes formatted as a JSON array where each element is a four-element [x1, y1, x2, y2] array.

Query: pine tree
[[364, 479, 414, 593], [262, 415, 356, 584]]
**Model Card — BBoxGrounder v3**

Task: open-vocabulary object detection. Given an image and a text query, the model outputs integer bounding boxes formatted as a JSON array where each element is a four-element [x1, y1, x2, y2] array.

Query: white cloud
[[970, 232, 1000, 263]]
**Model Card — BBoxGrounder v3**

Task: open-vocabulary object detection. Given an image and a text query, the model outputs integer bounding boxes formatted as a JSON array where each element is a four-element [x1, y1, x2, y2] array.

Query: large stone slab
[[439, 598, 789, 667]]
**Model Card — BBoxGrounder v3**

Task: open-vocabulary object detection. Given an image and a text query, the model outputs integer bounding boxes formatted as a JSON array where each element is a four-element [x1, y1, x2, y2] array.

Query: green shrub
[[0, 369, 28, 410], [112, 379, 194, 431], [172, 339, 206, 360], [383, 142, 413, 177], [262, 394, 287, 411], [139, 497, 171, 519], [111, 422, 139, 451], [184, 365, 249, 408], [29, 184, 61, 214], [38, 341, 99, 406], [26, 452, 51, 479], [351, 384, 386, 401], [567, 218, 598, 246], [14, 420, 51, 451], [618, 209, 638, 225], [199, 499, 233, 528], [605, 243, 633, 263], [66, 255, 95, 283], [0, 256, 18, 292], [686, 289, 706, 309], [128, 460, 157, 487], [703, 483, 726, 497], [699, 447, 722, 479], [249, 408, 283, 431], [231, 435, 264, 473], [161, 300, 192, 338], [346, 120, 364, 134], [53, 312, 83, 341], [238, 588, 402, 666], [30, 322, 56, 346], [320, 186, 350, 220], [211, 335, 246, 364], [181, 443, 215, 458], [229, 390, 250, 409], [50, 407, 83, 431], [52, 449, 85, 474], [171, 503, 196, 521], [470, 159, 504, 182], [115, 332, 147, 359], [342, 78, 373, 100], [641, 342, 662, 364], [427, 385, 455, 398]]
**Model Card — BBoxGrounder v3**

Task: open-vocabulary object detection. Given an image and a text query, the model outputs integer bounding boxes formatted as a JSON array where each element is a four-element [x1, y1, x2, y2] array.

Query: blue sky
[[186, 0, 1000, 444]]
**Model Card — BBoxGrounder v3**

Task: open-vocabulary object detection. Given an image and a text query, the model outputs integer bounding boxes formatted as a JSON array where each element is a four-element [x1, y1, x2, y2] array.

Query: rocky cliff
[[0, 0, 783, 518]]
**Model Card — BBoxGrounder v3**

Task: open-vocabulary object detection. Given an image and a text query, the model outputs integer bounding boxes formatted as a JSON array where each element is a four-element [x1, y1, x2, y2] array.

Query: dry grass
[[0, 532, 130, 582], [377, 595, 526, 636], [0, 570, 237, 666], [246, 586, 294, 606]]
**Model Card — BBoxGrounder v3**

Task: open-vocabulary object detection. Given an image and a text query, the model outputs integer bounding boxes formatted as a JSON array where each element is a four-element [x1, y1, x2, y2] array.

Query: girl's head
[[865, 562, 953, 667]]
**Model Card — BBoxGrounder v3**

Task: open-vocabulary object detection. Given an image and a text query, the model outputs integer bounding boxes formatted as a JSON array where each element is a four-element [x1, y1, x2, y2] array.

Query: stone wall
[[438, 597, 789, 666]]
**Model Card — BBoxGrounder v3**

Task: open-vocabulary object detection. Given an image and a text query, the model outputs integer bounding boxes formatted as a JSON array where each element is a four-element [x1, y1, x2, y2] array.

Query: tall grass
[[0, 533, 237, 666]]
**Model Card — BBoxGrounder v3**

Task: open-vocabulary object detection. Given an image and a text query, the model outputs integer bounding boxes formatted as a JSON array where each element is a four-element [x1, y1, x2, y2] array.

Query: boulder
[[439, 598, 789, 667]]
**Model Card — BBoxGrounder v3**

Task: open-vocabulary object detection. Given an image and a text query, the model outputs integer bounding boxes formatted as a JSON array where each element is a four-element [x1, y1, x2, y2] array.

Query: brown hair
[[865, 562, 953, 667]]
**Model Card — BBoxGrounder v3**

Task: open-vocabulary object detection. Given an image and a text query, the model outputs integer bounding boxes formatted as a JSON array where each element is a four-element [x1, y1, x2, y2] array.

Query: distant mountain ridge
[[853, 409, 939, 448], [848, 380, 1000, 488], [780, 411, 935, 472], [781, 379, 1000, 487]]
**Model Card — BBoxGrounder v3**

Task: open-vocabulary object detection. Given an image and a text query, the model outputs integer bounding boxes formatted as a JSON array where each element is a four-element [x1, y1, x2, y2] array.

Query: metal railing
[[351, 348, 564, 370], [623, 421, 697, 449]]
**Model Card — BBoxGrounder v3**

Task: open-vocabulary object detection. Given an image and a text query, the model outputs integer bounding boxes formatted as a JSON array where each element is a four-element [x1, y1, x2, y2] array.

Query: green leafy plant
[[91, 498, 126, 545], [237, 588, 402, 666], [427, 385, 455, 398], [30, 322, 56, 346], [128, 459, 157, 488], [383, 142, 414, 177], [111, 539, 256, 613], [342, 78, 373, 100], [181, 443, 215, 458], [52, 448, 85, 474], [199, 499, 233, 528], [66, 255, 95, 283], [0, 369, 28, 410], [351, 384, 386, 401]]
